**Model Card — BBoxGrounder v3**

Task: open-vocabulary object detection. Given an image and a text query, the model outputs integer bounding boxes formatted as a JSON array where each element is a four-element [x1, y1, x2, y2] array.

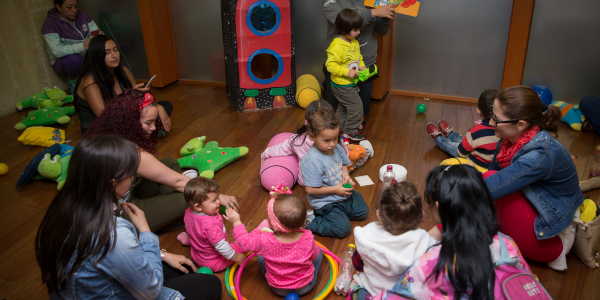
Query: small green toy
[[353, 65, 379, 85], [16, 87, 74, 110], [343, 183, 352, 188], [197, 267, 214, 274], [37, 153, 71, 190], [178, 136, 249, 179], [416, 103, 426, 114], [14, 107, 75, 130]]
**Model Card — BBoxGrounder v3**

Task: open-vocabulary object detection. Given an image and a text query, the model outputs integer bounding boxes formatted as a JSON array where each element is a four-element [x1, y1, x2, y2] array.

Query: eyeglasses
[[490, 105, 521, 128]]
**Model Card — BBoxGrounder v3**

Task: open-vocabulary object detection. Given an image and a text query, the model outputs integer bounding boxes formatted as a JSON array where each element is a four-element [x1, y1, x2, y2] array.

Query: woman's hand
[[83, 38, 91, 50], [120, 203, 151, 233], [223, 207, 242, 227], [163, 252, 197, 274], [219, 194, 239, 212], [157, 105, 171, 132], [372, 4, 396, 19], [133, 83, 150, 93]]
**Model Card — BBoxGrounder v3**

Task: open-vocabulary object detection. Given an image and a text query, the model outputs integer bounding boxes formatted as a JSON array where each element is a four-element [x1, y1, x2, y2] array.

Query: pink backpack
[[493, 233, 552, 299], [376, 234, 552, 300]]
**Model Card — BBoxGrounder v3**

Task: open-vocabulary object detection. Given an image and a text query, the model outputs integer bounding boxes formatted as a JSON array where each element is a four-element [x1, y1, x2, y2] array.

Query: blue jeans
[[308, 190, 369, 238], [257, 250, 323, 297], [323, 63, 373, 117], [435, 132, 462, 157]]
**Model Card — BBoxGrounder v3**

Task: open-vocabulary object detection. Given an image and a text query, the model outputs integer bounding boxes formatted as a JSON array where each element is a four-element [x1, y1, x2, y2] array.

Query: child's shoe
[[304, 209, 315, 229], [427, 122, 442, 140], [438, 120, 454, 138], [343, 132, 365, 141]]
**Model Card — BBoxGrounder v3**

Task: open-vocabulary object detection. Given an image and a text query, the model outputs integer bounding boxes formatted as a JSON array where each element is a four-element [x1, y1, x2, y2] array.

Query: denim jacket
[[486, 130, 583, 240], [49, 217, 184, 300]]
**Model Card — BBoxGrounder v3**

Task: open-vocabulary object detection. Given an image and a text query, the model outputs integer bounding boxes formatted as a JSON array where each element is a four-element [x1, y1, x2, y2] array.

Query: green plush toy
[[16, 86, 74, 110], [14, 107, 75, 130], [37, 153, 71, 190], [178, 136, 249, 179]]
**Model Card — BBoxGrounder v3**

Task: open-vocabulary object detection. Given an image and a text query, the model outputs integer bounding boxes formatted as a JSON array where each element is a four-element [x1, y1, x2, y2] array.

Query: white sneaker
[[304, 209, 315, 229], [182, 169, 199, 179], [547, 220, 578, 271]]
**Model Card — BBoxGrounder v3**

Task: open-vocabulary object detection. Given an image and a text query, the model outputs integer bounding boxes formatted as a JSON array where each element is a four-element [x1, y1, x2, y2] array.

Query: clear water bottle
[[334, 244, 356, 296], [383, 165, 396, 188]]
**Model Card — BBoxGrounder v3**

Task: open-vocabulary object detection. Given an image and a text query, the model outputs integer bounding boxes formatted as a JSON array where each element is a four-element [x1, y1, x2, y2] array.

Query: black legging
[[162, 262, 222, 300]]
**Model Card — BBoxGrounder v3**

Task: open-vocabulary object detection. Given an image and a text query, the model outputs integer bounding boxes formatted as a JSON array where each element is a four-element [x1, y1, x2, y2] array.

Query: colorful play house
[[221, 0, 296, 111]]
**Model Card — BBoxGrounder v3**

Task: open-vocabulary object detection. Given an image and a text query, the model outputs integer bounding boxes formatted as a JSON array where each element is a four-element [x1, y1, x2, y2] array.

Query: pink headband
[[139, 93, 154, 109], [267, 183, 294, 233]]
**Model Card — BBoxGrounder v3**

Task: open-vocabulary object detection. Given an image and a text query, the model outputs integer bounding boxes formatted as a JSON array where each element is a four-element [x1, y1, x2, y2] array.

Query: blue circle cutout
[[246, 0, 280, 36], [247, 49, 283, 85]]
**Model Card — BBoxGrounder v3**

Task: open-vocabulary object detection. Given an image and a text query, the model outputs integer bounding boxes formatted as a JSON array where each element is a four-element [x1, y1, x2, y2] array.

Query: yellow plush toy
[[439, 157, 488, 173], [17, 126, 65, 147], [580, 199, 598, 223], [295, 74, 321, 108]]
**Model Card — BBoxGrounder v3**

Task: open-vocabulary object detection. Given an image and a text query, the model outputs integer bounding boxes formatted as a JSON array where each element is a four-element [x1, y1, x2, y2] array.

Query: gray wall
[[79, 0, 149, 79], [391, 0, 512, 98], [171, 0, 328, 83], [522, 1, 600, 104]]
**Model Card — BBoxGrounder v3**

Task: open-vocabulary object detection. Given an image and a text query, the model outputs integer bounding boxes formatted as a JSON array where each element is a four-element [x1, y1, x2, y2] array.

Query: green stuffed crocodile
[[16, 86, 74, 110], [178, 136, 249, 179], [37, 152, 71, 190], [15, 107, 75, 130]]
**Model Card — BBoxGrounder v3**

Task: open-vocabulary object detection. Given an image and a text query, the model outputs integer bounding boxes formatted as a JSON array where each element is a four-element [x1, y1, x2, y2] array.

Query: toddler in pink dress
[[182, 177, 249, 272], [224, 193, 323, 297]]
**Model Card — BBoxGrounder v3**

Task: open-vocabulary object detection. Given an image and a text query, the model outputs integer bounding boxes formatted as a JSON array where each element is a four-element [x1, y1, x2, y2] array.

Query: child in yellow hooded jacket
[[326, 9, 367, 141]]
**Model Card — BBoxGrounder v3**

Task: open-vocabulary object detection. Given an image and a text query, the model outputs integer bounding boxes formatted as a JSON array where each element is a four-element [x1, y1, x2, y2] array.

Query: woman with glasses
[[483, 86, 583, 271], [85, 89, 239, 232]]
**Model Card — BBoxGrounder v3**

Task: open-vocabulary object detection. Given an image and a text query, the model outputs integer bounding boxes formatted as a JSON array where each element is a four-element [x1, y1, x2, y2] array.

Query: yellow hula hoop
[[226, 242, 339, 300]]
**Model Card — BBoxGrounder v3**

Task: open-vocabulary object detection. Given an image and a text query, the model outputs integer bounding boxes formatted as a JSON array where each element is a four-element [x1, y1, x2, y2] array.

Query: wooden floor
[[0, 83, 599, 300]]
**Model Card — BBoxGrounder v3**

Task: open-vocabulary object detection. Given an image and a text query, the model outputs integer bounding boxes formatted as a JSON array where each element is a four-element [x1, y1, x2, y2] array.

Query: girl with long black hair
[[74, 35, 172, 135], [35, 135, 221, 300], [377, 165, 532, 299]]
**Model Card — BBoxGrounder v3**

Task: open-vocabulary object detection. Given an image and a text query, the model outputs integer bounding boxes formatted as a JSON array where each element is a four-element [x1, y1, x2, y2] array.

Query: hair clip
[[304, 120, 308, 126], [442, 166, 451, 173], [139, 93, 154, 109]]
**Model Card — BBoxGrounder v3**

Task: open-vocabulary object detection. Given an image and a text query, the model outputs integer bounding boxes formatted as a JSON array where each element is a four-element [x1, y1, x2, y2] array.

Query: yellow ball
[[295, 74, 322, 108], [0, 163, 8, 175]]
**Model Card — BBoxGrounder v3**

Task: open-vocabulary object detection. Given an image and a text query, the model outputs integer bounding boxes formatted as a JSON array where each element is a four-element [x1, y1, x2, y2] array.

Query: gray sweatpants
[[332, 85, 363, 135]]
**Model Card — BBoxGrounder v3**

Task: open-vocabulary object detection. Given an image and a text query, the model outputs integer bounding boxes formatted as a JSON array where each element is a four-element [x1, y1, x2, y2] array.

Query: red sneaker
[[427, 122, 442, 140], [438, 120, 454, 138]]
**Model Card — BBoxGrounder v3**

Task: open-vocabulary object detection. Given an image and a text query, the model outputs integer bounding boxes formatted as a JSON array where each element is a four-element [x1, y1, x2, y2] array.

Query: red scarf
[[496, 125, 539, 169]]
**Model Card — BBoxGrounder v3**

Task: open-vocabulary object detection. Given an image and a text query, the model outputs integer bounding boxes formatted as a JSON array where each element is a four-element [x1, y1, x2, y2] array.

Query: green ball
[[197, 267, 214, 274], [416, 103, 427, 114]]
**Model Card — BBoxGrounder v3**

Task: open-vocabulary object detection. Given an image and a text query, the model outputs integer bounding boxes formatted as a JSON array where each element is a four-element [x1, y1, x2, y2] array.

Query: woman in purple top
[[42, 0, 103, 89]]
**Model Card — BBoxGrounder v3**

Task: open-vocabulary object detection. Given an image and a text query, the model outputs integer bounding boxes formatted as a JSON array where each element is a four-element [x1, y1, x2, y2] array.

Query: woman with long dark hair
[[375, 165, 532, 299], [484, 86, 583, 270], [75, 34, 172, 135], [85, 90, 239, 232], [35, 135, 222, 300]]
